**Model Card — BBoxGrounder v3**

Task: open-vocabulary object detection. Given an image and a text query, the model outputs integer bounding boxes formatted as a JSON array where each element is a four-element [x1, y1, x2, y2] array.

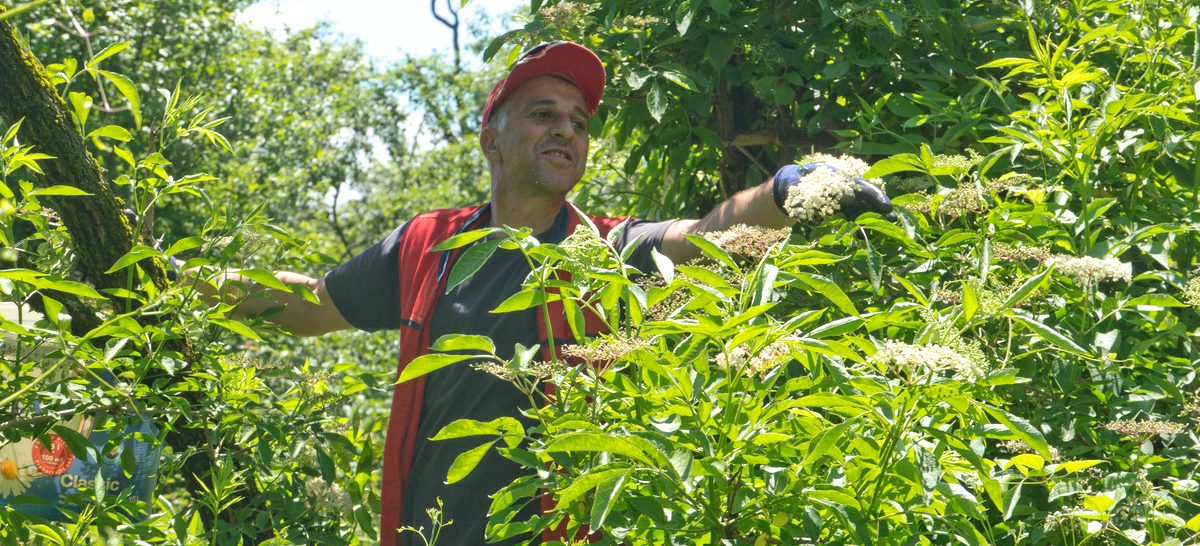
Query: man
[[214, 41, 892, 545]]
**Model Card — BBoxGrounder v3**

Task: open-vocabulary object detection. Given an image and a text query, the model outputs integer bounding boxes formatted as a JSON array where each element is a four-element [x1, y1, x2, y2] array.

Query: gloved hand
[[772, 163, 896, 222]]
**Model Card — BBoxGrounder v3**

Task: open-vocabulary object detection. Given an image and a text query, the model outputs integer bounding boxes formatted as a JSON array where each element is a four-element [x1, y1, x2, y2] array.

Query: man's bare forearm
[[183, 268, 351, 337], [659, 180, 790, 263]]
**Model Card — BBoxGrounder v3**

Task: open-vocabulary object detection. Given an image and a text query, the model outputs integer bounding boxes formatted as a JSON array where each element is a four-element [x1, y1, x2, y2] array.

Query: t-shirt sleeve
[[613, 219, 676, 275], [323, 222, 408, 332]]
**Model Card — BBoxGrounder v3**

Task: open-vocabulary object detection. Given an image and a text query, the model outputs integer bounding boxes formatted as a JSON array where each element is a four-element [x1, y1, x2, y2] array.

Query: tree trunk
[[0, 11, 264, 539]]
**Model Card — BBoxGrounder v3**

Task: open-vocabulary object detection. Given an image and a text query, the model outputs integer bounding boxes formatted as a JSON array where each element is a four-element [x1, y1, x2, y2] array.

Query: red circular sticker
[[31, 434, 73, 476]]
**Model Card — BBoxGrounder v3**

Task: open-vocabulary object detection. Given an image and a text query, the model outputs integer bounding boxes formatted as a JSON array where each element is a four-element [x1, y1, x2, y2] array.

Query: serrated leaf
[[96, 70, 140, 127], [105, 245, 160, 274], [980, 403, 1050, 459], [165, 236, 205, 256], [684, 233, 740, 272], [791, 272, 858, 316], [27, 185, 91, 197], [801, 419, 853, 470], [590, 470, 628, 529], [446, 441, 496, 484], [544, 432, 654, 465], [557, 467, 627, 506], [396, 353, 475, 383], [1001, 267, 1052, 310], [85, 124, 132, 142], [647, 82, 667, 122], [209, 318, 263, 341], [431, 417, 523, 442], [430, 334, 496, 354], [446, 239, 502, 292], [86, 41, 131, 68], [431, 227, 498, 251], [1011, 311, 1088, 355], [236, 268, 292, 293], [491, 288, 553, 314]]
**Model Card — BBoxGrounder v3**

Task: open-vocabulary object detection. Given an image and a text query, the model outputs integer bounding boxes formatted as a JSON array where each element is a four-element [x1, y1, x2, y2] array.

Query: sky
[[238, 0, 527, 63]]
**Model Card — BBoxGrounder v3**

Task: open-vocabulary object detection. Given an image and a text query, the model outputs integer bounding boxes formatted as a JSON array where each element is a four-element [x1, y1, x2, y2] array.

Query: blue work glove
[[771, 163, 896, 222]]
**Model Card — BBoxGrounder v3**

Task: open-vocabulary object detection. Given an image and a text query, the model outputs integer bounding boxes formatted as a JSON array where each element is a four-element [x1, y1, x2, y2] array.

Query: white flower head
[[1051, 256, 1131, 286], [783, 166, 856, 223], [305, 476, 353, 516], [868, 340, 984, 382]]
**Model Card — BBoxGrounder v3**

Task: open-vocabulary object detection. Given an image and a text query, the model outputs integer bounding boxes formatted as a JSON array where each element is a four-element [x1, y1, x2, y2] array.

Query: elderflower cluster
[[537, 2, 593, 27], [714, 337, 797, 378], [473, 360, 568, 382], [1104, 419, 1185, 437], [702, 224, 790, 261], [559, 227, 611, 279], [1051, 256, 1131, 286], [999, 440, 1061, 462], [868, 340, 984, 382], [783, 166, 856, 223], [305, 477, 352, 516], [991, 243, 1053, 263], [560, 335, 649, 366], [1183, 274, 1200, 307]]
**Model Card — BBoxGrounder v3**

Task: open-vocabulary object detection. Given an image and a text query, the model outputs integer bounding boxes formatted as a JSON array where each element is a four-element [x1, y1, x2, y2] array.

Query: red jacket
[[380, 203, 625, 546]]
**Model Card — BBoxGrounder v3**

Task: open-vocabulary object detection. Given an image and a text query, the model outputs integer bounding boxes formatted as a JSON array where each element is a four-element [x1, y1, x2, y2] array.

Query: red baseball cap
[[481, 41, 606, 128]]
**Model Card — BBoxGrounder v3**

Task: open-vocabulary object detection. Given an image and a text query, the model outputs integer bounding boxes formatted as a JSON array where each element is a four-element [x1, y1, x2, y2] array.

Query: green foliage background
[[0, 0, 1198, 545]]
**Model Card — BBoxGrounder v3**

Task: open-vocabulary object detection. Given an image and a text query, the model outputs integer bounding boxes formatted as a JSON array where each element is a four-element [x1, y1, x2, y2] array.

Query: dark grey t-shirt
[[324, 206, 671, 545]]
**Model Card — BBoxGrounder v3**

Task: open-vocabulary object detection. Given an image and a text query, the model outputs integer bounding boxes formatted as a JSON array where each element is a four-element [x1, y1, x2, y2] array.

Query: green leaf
[[85, 125, 132, 142], [854, 216, 931, 257], [556, 467, 627, 506], [647, 82, 667, 122], [801, 419, 853, 470], [544, 432, 655, 465], [51, 426, 94, 462], [96, 70, 141, 127], [863, 155, 922, 178], [430, 227, 497, 251], [650, 248, 674, 284], [807, 315, 863, 339], [708, 0, 730, 16], [396, 353, 475, 384], [430, 334, 496, 354], [1122, 293, 1186, 310], [684, 233, 740, 272], [237, 268, 292, 293], [1050, 460, 1104, 475], [589, 470, 628, 529], [165, 236, 205, 256], [209, 318, 263, 341], [790, 272, 858, 316], [446, 441, 496, 484], [431, 417, 523, 441], [86, 41, 131, 68], [962, 280, 979, 322], [446, 239, 502, 293], [980, 403, 1050, 459], [1001, 267, 1052, 310], [105, 245, 160, 274], [491, 288, 553, 314], [26, 185, 91, 197], [33, 278, 105, 299], [1011, 311, 1088, 355], [806, 487, 862, 510]]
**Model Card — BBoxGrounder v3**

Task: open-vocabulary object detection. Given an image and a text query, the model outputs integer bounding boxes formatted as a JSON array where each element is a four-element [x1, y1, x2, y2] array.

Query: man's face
[[483, 75, 590, 199]]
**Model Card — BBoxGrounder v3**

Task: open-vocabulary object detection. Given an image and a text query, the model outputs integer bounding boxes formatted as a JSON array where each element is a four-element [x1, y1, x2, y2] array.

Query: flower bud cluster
[[868, 340, 984, 382], [1183, 274, 1200, 307], [715, 337, 798, 378], [305, 476, 352, 516], [702, 224, 790, 261], [560, 334, 649, 367], [1104, 419, 1184, 436], [999, 439, 1061, 462]]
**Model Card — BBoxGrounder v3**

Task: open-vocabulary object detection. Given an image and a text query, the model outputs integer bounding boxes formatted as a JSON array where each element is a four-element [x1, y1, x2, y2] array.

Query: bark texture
[[0, 14, 142, 292], [0, 12, 257, 537]]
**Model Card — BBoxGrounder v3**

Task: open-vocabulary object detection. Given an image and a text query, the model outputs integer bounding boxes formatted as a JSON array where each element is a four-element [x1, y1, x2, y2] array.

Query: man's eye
[[572, 120, 586, 131]]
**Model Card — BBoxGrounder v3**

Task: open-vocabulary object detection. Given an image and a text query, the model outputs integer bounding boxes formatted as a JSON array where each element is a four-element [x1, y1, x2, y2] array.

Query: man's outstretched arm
[[183, 269, 353, 337], [658, 165, 894, 264], [659, 181, 789, 264]]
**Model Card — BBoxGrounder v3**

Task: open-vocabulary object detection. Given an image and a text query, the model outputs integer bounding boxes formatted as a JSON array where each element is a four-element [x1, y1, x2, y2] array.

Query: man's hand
[[772, 163, 896, 222]]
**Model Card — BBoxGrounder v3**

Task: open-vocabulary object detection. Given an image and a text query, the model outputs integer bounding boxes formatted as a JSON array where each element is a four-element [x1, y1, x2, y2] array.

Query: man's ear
[[479, 126, 499, 160]]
